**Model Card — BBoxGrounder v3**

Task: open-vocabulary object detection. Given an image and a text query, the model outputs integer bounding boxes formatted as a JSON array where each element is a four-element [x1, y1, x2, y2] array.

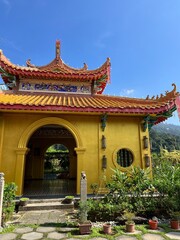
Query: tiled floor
[[23, 179, 76, 198]]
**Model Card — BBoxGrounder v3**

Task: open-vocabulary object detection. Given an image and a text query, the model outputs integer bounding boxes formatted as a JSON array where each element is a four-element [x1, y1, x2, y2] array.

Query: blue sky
[[0, 0, 179, 125]]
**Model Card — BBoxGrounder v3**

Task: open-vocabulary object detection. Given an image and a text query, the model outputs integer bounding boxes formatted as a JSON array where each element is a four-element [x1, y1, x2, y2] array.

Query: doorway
[[23, 124, 77, 198]]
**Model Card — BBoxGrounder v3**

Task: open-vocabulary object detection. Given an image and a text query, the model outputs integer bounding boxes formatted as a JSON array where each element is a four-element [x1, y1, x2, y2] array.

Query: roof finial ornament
[[83, 63, 88, 70], [172, 83, 177, 93], [56, 40, 60, 60], [26, 59, 35, 67]]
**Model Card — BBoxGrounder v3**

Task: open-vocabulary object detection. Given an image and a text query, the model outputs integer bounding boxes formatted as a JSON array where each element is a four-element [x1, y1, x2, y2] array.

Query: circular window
[[117, 148, 133, 167]]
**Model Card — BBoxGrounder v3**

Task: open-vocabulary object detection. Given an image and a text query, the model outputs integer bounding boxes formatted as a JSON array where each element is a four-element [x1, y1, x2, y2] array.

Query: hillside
[[150, 123, 180, 153], [152, 123, 180, 136]]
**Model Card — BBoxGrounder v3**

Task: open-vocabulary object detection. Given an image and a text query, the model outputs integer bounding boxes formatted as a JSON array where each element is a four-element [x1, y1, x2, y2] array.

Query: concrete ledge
[[19, 202, 74, 211]]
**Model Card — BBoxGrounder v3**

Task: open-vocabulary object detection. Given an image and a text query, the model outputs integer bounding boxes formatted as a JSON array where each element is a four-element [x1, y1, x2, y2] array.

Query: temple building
[[0, 41, 179, 196]]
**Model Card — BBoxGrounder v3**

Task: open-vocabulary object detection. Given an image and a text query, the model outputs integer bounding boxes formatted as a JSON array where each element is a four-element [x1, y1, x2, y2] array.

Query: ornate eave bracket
[[93, 75, 107, 94], [0, 67, 16, 88], [142, 106, 177, 131]]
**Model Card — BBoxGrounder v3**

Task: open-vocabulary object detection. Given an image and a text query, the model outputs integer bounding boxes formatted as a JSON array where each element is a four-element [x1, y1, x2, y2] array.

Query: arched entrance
[[23, 125, 77, 197], [15, 117, 85, 196]]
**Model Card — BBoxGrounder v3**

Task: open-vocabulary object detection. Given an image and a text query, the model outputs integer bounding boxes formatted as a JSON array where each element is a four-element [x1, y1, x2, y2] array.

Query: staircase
[[17, 198, 75, 211]]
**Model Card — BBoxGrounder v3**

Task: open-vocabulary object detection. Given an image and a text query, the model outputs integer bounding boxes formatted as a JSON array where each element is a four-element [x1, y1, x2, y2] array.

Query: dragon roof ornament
[[145, 83, 178, 102]]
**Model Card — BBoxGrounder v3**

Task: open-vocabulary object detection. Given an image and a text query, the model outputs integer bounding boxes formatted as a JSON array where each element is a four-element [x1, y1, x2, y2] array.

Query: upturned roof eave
[[0, 45, 111, 81]]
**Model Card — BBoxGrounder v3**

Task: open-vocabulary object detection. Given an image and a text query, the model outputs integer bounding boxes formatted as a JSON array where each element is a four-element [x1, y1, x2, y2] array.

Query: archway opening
[[23, 124, 77, 197]]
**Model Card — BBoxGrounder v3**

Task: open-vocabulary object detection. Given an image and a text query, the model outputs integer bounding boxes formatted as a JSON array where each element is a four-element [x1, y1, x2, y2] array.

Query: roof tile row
[[0, 91, 176, 115]]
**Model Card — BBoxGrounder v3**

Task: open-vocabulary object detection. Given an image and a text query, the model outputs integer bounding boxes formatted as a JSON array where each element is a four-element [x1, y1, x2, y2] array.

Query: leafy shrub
[[2, 182, 17, 223], [87, 152, 179, 221], [152, 151, 180, 213], [78, 201, 90, 223], [104, 167, 157, 214], [88, 166, 157, 221]]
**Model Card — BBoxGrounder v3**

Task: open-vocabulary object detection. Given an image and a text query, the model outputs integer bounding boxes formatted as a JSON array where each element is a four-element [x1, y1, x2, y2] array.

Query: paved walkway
[[0, 210, 179, 239]]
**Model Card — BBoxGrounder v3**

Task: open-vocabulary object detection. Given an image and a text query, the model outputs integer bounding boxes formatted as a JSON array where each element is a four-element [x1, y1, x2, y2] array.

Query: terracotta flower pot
[[79, 222, 92, 234], [103, 223, 111, 234], [149, 219, 158, 230], [170, 220, 179, 229], [126, 222, 135, 232]]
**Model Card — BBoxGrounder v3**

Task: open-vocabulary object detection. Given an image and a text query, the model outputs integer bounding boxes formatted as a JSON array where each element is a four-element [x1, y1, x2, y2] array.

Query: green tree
[[152, 149, 180, 212], [150, 124, 180, 154]]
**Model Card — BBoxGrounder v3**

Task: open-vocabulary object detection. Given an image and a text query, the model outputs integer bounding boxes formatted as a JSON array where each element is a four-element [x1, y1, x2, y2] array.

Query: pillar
[[0, 172, 4, 230], [15, 148, 29, 196], [75, 147, 86, 195]]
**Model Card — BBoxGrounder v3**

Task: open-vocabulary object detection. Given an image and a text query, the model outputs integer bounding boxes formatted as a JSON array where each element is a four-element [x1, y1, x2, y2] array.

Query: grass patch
[[1, 222, 179, 240], [1, 224, 16, 234], [68, 226, 119, 239], [136, 224, 149, 234], [0, 223, 39, 234]]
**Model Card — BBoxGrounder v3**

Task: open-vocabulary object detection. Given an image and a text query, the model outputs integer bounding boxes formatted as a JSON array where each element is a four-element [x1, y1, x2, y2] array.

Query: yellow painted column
[[0, 116, 5, 170], [98, 116, 108, 194], [75, 147, 86, 195], [15, 148, 29, 196], [139, 121, 152, 176]]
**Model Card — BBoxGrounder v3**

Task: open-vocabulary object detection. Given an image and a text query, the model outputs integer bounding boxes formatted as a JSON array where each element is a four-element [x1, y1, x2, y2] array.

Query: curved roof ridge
[[0, 42, 110, 95], [26, 40, 110, 75], [33, 58, 88, 73], [145, 83, 179, 102], [0, 50, 38, 71], [97, 84, 179, 104]]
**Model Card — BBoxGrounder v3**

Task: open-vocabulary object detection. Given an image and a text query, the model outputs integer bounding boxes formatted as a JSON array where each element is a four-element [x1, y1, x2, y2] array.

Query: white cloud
[[120, 89, 135, 96]]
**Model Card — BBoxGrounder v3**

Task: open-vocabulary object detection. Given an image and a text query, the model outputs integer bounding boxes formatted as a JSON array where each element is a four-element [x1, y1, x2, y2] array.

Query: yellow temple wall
[[0, 112, 151, 196]]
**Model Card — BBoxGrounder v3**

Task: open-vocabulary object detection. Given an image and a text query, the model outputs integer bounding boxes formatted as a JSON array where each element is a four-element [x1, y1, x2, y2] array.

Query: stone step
[[20, 202, 74, 211], [17, 198, 75, 211], [25, 198, 65, 203]]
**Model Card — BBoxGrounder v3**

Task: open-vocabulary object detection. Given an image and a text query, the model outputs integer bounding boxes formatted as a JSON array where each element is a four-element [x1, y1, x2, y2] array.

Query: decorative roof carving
[[145, 84, 178, 101], [0, 41, 111, 94], [26, 59, 35, 68], [0, 42, 179, 127]]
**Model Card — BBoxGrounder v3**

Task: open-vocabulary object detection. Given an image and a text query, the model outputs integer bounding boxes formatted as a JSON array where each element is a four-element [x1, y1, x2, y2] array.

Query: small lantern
[[101, 135, 106, 149], [143, 136, 149, 149], [144, 154, 150, 167], [102, 155, 107, 169], [101, 113, 107, 131]]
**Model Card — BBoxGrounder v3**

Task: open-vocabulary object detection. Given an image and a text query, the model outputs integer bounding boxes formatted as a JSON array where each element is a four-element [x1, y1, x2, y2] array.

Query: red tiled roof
[[0, 41, 111, 94], [0, 84, 178, 115]]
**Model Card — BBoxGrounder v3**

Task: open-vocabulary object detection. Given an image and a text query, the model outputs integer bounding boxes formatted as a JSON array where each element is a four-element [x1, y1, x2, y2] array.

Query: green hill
[[150, 123, 180, 153], [152, 123, 180, 136]]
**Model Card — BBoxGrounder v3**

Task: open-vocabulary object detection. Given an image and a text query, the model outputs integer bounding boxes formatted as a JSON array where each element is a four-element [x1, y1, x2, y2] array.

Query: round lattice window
[[117, 148, 133, 167]]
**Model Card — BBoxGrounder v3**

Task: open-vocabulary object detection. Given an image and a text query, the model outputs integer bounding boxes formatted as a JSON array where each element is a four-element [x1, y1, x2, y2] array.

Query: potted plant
[[122, 210, 135, 233], [103, 222, 112, 234], [19, 197, 29, 206], [78, 201, 92, 234], [148, 216, 158, 230], [62, 195, 74, 204], [169, 211, 180, 230]]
